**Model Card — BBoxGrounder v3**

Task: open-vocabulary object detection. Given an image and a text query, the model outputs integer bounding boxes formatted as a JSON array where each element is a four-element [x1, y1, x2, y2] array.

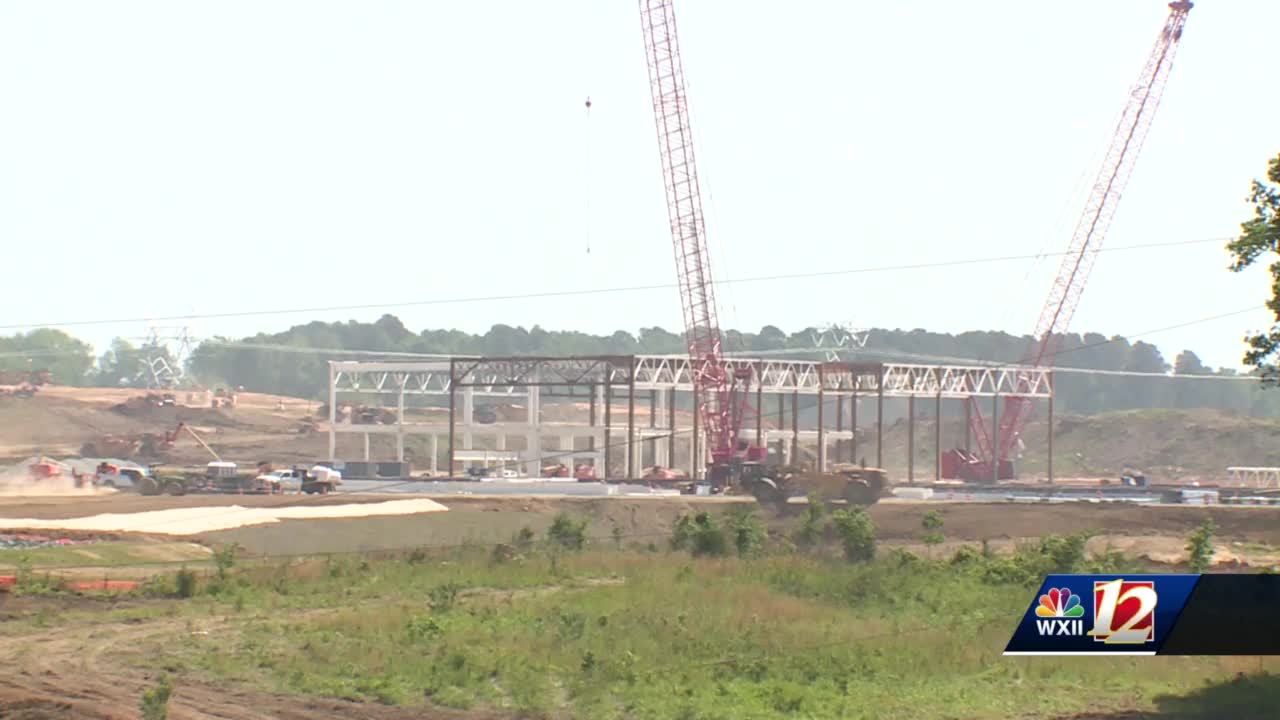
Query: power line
[[0, 237, 1227, 331], [738, 306, 1264, 378], [1, 305, 1262, 382]]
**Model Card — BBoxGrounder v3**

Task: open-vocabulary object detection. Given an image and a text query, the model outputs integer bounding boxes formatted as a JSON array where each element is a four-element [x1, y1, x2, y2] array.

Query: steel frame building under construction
[[326, 355, 1054, 481]]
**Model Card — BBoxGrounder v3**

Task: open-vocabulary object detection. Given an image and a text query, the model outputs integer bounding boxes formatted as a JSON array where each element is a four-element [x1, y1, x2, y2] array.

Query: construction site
[[3, 1, 1280, 718]]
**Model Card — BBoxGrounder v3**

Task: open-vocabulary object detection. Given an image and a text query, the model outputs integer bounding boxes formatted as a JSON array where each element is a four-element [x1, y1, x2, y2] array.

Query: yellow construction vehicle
[[733, 462, 890, 512]]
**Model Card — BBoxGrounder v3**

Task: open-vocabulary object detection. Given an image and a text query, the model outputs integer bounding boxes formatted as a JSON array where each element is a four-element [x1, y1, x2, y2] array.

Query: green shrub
[[174, 568, 198, 598], [727, 508, 767, 558], [672, 512, 729, 557], [922, 510, 945, 555], [429, 582, 460, 613], [547, 513, 589, 551], [793, 495, 826, 549], [140, 675, 173, 720], [513, 526, 536, 552], [830, 508, 876, 563], [1186, 517, 1216, 572]]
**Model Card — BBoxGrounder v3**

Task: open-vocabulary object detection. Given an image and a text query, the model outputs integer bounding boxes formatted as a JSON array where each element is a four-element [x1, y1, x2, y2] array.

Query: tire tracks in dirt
[[0, 610, 503, 719]]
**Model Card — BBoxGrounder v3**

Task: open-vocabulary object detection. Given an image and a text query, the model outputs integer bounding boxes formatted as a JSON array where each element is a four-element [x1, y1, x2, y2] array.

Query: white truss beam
[[1226, 467, 1280, 490], [631, 356, 1051, 398]]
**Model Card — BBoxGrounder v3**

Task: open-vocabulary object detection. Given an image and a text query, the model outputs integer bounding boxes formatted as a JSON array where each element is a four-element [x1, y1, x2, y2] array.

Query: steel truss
[[326, 355, 1054, 482], [631, 356, 1052, 398], [331, 357, 1054, 398]]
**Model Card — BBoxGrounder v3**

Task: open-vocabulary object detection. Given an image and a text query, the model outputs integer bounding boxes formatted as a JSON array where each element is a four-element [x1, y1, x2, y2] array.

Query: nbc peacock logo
[[1035, 587, 1085, 636]]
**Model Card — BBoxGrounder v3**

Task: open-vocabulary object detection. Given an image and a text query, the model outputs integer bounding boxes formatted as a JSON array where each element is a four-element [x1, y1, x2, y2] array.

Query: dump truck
[[729, 462, 891, 512]]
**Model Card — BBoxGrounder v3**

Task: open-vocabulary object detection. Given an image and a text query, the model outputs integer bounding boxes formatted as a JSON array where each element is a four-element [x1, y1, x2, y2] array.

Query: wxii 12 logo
[[1035, 579, 1157, 644]]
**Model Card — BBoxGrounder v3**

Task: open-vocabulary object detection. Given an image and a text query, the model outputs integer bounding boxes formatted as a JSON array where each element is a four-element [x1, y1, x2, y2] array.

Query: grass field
[[5, 510, 1269, 720]]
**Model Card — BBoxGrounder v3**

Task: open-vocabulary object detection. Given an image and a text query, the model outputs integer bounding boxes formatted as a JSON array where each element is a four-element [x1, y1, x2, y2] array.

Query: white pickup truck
[[255, 465, 343, 494]]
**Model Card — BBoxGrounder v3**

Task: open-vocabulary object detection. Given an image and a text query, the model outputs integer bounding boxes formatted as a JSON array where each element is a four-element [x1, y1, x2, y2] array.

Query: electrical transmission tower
[[809, 322, 871, 362], [132, 325, 196, 389]]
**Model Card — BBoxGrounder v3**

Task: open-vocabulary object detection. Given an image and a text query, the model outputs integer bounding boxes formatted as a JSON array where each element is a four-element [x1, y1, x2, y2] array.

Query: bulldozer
[[729, 461, 890, 513]]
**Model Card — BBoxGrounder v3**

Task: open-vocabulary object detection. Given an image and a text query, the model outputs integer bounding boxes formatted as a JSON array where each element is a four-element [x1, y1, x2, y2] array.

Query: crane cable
[[584, 96, 592, 255]]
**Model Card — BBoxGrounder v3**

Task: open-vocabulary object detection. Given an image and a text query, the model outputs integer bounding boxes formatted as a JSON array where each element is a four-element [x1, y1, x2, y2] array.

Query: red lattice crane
[[963, 1, 1194, 480], [639, 0, 761, 481]]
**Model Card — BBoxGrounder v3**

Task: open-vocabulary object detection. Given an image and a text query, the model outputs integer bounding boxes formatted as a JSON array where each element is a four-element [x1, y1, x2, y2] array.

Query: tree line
[[3, 314, 1275, 417]]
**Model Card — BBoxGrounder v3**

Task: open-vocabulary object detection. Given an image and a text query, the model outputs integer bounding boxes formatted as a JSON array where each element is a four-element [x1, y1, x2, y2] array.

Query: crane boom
[[973, 1, 1194, 469], [639, 0, 739, 465]]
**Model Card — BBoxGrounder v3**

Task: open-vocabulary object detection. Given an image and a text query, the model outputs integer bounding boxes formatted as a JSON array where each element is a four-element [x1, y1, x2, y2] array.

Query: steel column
[[876, 382, 884, 468], [447, 360, 456, 478], [935, 390, 942, 483], [755, 380, 764, 448], [588, 382, 597, 452], [627, 372, 637, 480], [836, 395, 845, 464], [1047, 372, 1055, 485], [668, 388, 677, 468], [327, 364, 337, 461], [907, 395, 915, 483], [991, 393, 999, 484], [396, 381, 406, 463], [604, 383, 613, 480], [964, 398, 972, 452], [790, 391, 799, 466], [691, 397, 699, 478], [852, 389, 859, 465], [817, 373, 826, 472]]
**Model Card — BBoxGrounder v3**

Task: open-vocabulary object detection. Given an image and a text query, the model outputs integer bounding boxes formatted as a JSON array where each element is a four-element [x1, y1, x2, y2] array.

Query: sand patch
[[0, 499, 449, 536]]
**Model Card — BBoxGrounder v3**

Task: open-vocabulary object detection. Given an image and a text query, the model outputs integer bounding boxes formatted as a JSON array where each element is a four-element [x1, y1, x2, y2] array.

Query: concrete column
[[527, 386, 540, 427], [431, 435, 439, 474], [525, 432, 540, 477], [817, 382, 826, 472], [363, 433, 370, 461], [496, 434, 506, 450]]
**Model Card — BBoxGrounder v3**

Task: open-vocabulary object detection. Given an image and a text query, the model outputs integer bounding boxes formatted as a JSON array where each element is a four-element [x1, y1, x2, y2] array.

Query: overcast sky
[[1, 1, 1277, 370]]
